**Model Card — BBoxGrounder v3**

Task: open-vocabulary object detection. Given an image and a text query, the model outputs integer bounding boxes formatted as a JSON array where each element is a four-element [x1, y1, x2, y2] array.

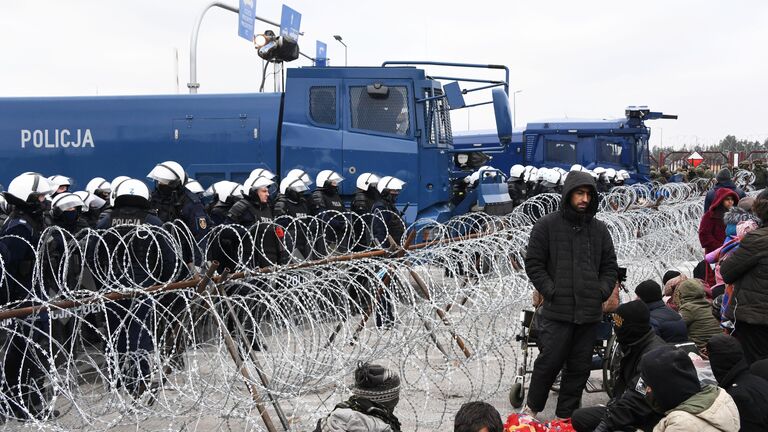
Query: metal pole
[[187, 1, 305, 94], [512, 89, 522, 129]]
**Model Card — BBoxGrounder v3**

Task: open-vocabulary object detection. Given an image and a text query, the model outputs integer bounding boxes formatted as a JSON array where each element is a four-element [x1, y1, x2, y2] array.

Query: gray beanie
[[716, 168, 732, 183]]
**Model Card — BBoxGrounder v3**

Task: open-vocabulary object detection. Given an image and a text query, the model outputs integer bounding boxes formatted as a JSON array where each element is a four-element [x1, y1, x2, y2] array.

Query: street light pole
[[512, 89, 523, 129], [333, 35, 348, 66]]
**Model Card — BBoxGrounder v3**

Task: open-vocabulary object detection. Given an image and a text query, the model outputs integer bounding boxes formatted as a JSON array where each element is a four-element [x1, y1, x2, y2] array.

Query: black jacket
[[647, 300, 688, 343], [708, 335, 768, 432], [351, 188, 379, 249], [604, 330, 667, 430], [372, 195, 405, 248], [273, 192, 311, 259], [226, 198, 282, 268], [720, 226, 768, 325], [507, 180, 527, 206], [525, 171, 619, 324]]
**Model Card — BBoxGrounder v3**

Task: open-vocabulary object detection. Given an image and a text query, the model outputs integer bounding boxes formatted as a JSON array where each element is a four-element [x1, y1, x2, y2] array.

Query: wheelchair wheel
[[509, 382, 525, 408], [602, 333, 622, 397]]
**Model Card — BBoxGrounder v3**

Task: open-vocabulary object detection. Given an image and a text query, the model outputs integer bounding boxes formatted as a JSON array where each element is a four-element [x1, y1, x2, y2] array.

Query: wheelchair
[[508, 308, 623, 408]]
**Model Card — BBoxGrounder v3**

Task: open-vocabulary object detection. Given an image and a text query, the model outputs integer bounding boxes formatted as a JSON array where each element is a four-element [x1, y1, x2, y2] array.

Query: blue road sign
[[280, 5, 301, 42], [238, 0, 256, 42], [316, 41, 327, 67]]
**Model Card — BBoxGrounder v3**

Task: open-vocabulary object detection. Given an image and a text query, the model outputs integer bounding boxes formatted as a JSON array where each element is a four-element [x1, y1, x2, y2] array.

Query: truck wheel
[[509, 383, 525, 408]]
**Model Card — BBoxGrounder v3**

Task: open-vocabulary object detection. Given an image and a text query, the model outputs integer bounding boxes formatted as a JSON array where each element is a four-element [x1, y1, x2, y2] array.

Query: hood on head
[[676, 279, 706, 304], [708, 188, 739, 213], [560, 171, 599, 215], [706, 334, 745, 384], [640, 345, 702, 412]]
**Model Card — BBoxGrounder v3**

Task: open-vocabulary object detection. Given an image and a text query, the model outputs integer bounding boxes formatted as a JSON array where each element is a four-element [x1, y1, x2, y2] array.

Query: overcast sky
[[1, 0, 767, 150]]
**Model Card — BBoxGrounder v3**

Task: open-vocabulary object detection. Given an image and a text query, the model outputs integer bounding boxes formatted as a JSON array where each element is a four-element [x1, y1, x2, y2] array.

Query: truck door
[[280, 79, 342, 184], [171, 117, 259, 187], [341, 79, 418, 198]]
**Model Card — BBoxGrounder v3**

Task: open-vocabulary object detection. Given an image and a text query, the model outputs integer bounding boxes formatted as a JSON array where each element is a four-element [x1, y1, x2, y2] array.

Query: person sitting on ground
[[706, 334, 768, 432], [662, 270, 687, 311], [314, 362, 401, 432], [640, 345, 740, 432], [571, 300, 666, 432], [634, 280, 688, 343], [453, 401, 503, 432], [675, 279, 722, 353]]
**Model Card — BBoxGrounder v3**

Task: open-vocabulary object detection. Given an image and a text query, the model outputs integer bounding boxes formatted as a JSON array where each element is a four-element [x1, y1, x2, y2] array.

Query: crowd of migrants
[[0, 161, 764, 431]]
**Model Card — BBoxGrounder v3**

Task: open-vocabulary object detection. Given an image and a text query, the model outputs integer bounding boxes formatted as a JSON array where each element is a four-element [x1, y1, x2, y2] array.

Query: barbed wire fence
[[0, 181, 734, 430]]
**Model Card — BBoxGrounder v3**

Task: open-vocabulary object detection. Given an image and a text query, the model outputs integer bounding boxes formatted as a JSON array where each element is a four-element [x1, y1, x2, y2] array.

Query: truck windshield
[[546, 140, 576, 163], [350, 86, 410, 136], [598, 141, 623, 164]]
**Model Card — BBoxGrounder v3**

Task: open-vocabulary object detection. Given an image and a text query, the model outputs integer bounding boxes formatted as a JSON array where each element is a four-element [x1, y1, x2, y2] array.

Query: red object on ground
[[504, 414, 575, 432]]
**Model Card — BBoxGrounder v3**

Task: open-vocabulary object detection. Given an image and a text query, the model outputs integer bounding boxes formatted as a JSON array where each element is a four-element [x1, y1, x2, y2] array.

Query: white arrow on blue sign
[[316, 41, 327, 67], [280, 4, 302, 42], [238, 0, 257, 42]]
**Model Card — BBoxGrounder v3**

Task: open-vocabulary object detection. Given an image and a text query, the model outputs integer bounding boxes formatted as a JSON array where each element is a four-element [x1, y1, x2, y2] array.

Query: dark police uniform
[[311, 186, 348, 256], [0, 203, 51, 418], [274, 191, 311, 260]]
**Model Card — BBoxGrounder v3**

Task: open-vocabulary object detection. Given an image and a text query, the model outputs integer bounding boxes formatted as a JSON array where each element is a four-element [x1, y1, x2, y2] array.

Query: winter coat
[[663, 273, 689, 311], [525, 171, 619, 324], [653, 385, 740, 432], [699, 188, 740, 253], [720, 226, 768, 326], [676, 280, 722, 351], [317, 408, 393, 432], [704, 181, 746, 214], [226, 198, 282, 268], [604, 331, 667, 430], [708, 336, 768, 432], [647, 300, 688, 343]]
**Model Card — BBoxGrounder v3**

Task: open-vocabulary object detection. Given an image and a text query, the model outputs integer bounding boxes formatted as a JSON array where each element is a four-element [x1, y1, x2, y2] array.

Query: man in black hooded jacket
[[706, 334, 768, 432], [523, 170, 618, 419]]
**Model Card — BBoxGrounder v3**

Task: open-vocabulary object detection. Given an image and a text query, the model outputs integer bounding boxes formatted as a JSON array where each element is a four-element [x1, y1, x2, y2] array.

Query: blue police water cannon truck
[[0, 61, 513, 223], [453, 106, 677, 183]]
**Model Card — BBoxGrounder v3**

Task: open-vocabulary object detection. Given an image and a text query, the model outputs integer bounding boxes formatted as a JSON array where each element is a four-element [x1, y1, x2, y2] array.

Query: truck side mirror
[[443, 82, 466, 109], [367, 83, 389, 98], [492, 88, 512, 145]]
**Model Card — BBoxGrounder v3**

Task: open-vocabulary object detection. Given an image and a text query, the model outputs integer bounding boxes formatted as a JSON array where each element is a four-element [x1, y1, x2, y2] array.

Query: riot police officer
[[350, 173, 380, 250], [227, 175, 283, 268], [47, 175, 71, 198], [204, 181, 245, 226], [311, 170, 349, 254], [508, 165, 527, 206], [84, 177, 112, 226], [89, 179, 177, 398], [147, 162, 211, 241], [274, 174, 312, 261], [0, 172, 57, 420], [147, 161, 211, 267], [371, 176, 406, 248]]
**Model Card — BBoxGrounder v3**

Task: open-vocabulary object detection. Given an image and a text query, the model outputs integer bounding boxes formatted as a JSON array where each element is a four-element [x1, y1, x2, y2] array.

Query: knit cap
[[635, 280, 663, 303]]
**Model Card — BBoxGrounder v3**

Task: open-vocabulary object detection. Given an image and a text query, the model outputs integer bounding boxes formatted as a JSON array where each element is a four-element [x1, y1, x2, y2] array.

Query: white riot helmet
[[86, 177, 111, 197], [356, 173, 381, 191], [316, 170, 344, 188], [280, 176, 310, 194], [112, 179, 151, 208], [147, 161, 187, 186], [558, 171, 568, 186], [543, 169, 561, 187], [588, 170, 599, 180], [536, 168, 548, 182], [48, 175, 72, 193], [618, 170, 630, 180], [73, 191, 106, 210], [510, 164, 526, 180], [110, 176, 131, 205], [184, 178, 204, 195], [377, 176, 405, 194], [604, 168, 617, 181], [50, 192, 88, 215], [285, 168, 311, 187], [6, 172, 54, 203], [593, 167, 607, 176], [570, 164, 584, 172], [244, 175, 275, 194], [250, 168, 276, 181], [205, 181, 245, 203]]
